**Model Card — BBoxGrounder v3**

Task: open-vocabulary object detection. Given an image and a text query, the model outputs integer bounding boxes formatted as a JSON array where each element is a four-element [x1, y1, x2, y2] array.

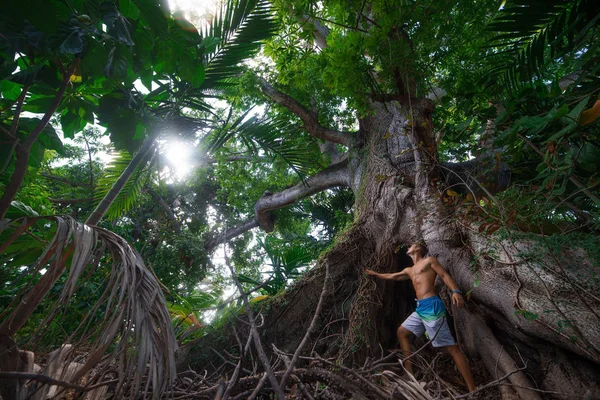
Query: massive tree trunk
[[186, 95, 600, 399]]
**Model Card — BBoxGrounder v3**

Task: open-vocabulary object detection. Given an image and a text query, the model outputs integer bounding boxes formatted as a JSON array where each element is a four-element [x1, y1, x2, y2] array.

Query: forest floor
[[171, 342, 503, 399]]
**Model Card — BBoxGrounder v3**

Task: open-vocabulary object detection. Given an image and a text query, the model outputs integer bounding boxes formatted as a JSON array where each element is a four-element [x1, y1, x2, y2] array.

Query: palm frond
[[204, 112, 317, 179], [243, 119, 313, 179], [201, 0, 278, 88], [485, 0, 600, 88], [0, 216, 177, 399], [93, 150, 153, 221]]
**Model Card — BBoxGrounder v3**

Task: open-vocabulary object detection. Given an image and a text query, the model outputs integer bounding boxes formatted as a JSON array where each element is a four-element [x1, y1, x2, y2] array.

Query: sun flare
[[164, 140, 195, 179]]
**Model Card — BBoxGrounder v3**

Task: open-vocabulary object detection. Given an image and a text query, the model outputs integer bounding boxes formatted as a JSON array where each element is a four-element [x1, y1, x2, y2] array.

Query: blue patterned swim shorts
[[401, 295, 456, 347]]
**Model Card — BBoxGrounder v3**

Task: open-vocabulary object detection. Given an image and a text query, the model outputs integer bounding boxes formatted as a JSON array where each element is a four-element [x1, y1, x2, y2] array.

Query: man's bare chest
[[410, 262, 435, 279]]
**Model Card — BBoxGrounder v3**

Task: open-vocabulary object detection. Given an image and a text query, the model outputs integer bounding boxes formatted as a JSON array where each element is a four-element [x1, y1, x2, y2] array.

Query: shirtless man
[[365, 242, 476, 392]]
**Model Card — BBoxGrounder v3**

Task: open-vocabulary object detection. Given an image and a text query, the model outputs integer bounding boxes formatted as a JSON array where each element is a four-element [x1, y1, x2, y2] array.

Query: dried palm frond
[[374, 369, 435, 400], [0, 216, 177, 399]]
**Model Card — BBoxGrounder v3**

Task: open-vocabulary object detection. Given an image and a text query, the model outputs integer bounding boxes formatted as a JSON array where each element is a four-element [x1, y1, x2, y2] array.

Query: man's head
[[407, 242, 428, 258]]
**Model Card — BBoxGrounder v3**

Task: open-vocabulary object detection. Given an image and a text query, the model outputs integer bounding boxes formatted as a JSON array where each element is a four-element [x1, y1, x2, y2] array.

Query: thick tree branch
[[259, 78, 354, 146], [0, 371, 86, 391], [319, 141, 346, 164], [10, 84, 31, 135], [255, 159, 350, 232], [0, 139, 19, 175], [204, 160, 351, 251], [204, 218, 259, 251]]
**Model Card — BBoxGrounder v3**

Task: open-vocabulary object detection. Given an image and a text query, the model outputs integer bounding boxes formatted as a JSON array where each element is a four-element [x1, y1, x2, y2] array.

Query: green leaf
[[119, 0, 140, 19], [199, 36, 220, 54], [515, 309, 539, 321], [80, 41, 110, 81], [60, 30, 84, 54], [554, 104, 569, 119], [237, 274, 263, 286], [103, 6, 135, 46], [18, 0, 59, 34], [39, 125, 64, 154], [10, 247, 45, 266], [28, 141, 45, 167], [133, 0, 168, 33], [15, 118, 59, 155], [566, 95, 590, 123], [61, 111, 87, 139], [22, 96, 55, 113], [202, 0, 278, 87], [93, 150, 151, 220], [484, 0, 597, 89], [552, 183, 567, 196], [518, 115, 547, 131], [133, 123, 146, 140], [9, 62, 47, 85], [1, 80, 23, 101], [546, 122, 578, 143], [105, 45, 134, 79], [6, 201, 39, 218]]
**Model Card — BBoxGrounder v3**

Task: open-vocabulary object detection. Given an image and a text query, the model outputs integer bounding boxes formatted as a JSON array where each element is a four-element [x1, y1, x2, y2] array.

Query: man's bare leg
[[397, 326, 415, 374], [445, 345, 476, 392]]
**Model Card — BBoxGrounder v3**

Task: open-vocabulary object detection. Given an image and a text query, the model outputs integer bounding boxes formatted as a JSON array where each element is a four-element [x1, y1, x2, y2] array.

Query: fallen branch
[[222, 329, 253, 400], [222, 227, 286, 400], [453, 365, 527, 399], [0, 371, 84, 391], [311, 354, 389, 399], [279, 259, 330, 390]]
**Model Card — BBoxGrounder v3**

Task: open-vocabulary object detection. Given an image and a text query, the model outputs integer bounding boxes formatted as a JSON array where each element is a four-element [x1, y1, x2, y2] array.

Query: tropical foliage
[[0, 0, 283, 397], [1, 0, 599, 398]]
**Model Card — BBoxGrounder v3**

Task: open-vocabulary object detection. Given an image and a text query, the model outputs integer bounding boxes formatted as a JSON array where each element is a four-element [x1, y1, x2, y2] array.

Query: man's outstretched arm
[[365, 269, 410, 281], [429, 257, 465, 307]]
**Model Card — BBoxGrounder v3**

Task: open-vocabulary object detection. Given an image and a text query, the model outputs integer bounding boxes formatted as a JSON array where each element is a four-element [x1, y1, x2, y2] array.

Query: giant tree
[[188, 0, 600, 398]]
